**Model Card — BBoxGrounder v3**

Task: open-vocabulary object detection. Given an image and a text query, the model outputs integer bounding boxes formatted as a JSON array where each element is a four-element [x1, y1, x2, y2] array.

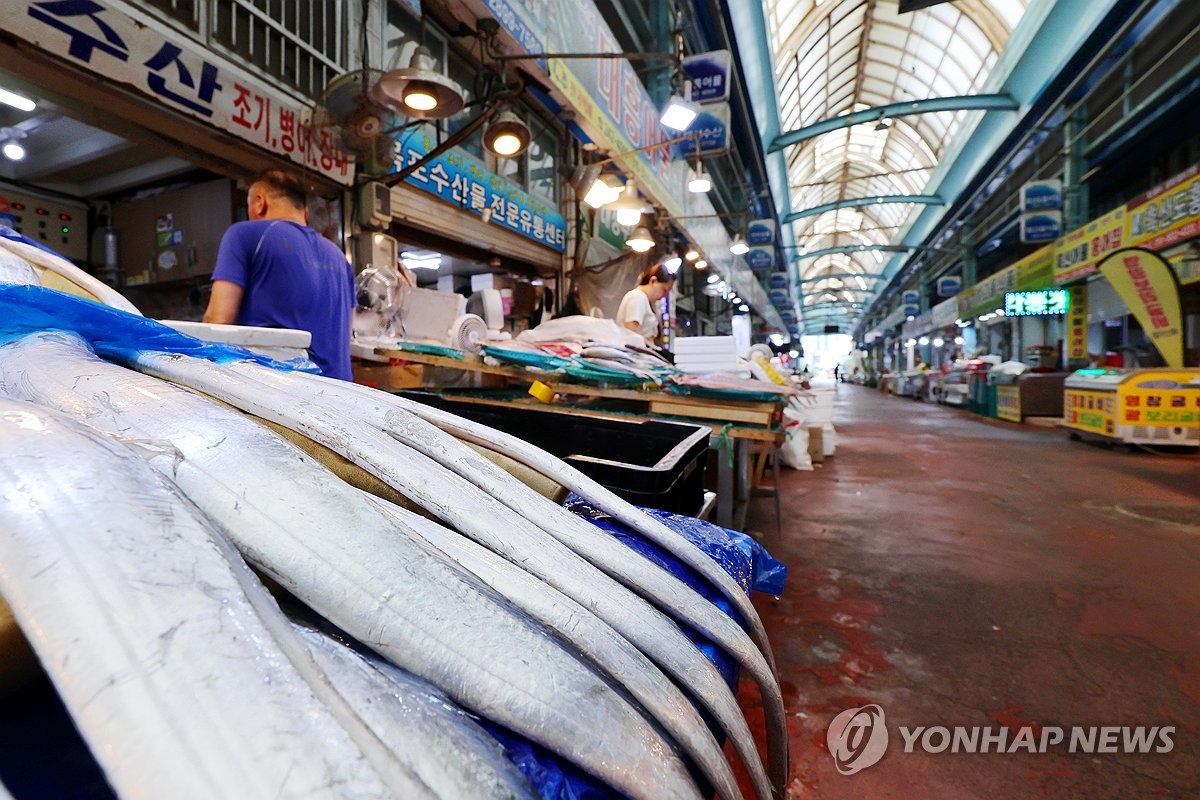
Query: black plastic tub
[[402, 392, 711, 514]]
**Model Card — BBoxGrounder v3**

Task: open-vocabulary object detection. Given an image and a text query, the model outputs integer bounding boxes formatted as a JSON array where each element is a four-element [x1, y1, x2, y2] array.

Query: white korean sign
[[12, 1, 352, 184]]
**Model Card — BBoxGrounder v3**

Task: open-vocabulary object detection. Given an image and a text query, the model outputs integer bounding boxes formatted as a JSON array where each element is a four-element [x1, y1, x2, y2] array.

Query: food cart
[[1062, 368, 1200, 447]]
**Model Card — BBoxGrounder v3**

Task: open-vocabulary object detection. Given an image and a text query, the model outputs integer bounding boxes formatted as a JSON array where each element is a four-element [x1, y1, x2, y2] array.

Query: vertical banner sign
[[1066, 284, 1088, 362], [1097, 248, 1185, 367]]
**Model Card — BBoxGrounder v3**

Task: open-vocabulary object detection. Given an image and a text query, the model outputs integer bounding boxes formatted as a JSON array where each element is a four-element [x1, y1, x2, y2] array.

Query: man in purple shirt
[[203, 169, 355, 380]]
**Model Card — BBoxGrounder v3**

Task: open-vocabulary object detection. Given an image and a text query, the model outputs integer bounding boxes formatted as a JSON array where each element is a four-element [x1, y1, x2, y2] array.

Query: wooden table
[[365, 347, 786, 531]]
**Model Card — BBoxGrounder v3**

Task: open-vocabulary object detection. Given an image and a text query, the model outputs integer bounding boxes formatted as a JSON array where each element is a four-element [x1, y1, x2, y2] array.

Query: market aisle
[[739, 384, 1200, 800]]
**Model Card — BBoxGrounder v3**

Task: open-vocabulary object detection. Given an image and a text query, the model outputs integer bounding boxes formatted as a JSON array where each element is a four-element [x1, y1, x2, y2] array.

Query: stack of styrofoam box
[[673, 336, 742, 375]]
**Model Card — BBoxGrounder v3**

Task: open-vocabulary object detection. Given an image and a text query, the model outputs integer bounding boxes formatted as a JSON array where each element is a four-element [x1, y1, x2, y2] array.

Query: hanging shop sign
[[902, 290, 919, 306], [768, 272, 789, 289], [675, 104, 731, 158], [1020, 179, 1063, 211], [10, 1, 352, 184], [745, 246, 774, 271], [1066, 284, 1088, 362], [1126, 164, 1200, 252], [957, 265, 1015, 319], [681, 50, 731, 104], [1003, 289, 1069, 316], [746, 219, 777, 246], [1096, 248, 1185, 367], [1053, 207, 1127, 284], [1020, 209, 1062, 243], [394, 134, 566, 252], [936, 275, 962, 296]]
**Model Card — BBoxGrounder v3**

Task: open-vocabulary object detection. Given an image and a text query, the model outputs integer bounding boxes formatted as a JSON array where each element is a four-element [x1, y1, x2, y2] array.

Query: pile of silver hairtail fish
[[0, 273, 787, 800]]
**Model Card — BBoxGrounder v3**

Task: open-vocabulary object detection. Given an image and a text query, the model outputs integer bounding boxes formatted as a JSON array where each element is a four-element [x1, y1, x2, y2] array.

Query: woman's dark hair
[[638, 262, 676, 285], [252, 169, 308, 210]]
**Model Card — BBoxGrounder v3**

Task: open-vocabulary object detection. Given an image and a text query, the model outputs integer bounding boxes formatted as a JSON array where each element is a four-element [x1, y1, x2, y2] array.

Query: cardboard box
[[806, 426, 824, 464]]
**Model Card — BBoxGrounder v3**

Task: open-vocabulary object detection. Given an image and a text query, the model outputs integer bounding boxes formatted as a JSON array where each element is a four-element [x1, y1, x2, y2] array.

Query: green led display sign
[[1004, 289, 1069, 316]]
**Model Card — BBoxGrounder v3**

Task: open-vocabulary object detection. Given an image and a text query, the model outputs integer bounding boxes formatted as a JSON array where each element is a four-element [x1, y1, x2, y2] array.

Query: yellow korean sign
[[1127, 166, 1200, 252], [1117, 382, 1200, 428], [1066, 284, 1088, 361], [1097, 248, 1185, 368], [995, 385, 1022, 423], [1063, 389, 1115, 436], [1054, 207, 1128, 284]]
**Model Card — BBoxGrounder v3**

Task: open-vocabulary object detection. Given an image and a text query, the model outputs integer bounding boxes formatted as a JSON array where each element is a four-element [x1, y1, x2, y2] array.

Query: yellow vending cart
[[1063, 368, 1200, 447]]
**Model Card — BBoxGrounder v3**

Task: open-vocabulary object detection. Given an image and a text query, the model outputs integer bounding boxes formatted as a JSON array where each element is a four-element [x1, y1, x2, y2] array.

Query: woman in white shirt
[[616, 263, 676, 347]]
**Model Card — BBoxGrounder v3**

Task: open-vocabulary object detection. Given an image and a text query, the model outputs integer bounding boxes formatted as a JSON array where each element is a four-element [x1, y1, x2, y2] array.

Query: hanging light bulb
[[372, 46, 466, 119], [611, 179, 647, 226], [706, 273, 719, 284], [729, 234, 749, 255], [2, 139, 26, 161], [582, 174, 624, 209], [626, 225, 655, 253], [483, 110, 532, 158], [684, 248, 699, 261], [695, 259, 708, 270], [688, 164, 711, 193], [663, 256, 682, 274]]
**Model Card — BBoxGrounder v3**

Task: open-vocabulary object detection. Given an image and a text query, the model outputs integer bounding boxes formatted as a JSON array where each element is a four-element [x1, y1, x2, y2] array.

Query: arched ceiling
[[761, 0, 1029, 328]]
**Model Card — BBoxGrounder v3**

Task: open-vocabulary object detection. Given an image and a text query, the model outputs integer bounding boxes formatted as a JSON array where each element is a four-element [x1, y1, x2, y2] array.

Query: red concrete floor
[[735, 382, 1200, 799]]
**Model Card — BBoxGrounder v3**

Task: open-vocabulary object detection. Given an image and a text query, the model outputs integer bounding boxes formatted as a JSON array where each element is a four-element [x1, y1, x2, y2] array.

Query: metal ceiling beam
[[769, 94, 1019, 152], [782, 194, 943, 224], [798, 273, 883, 284], [793, 244, 912, 261]]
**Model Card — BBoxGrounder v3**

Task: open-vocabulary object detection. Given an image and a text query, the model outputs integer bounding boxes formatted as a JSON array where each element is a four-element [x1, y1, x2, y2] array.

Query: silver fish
[[125, 348, 773, 799], [0, 396, 402, 800], [370, 495, 748, 800], [0, 331, 702, 800], [228, 359, 789, 798], [230, 359, 783, 799], [294, 625, 538, 800]]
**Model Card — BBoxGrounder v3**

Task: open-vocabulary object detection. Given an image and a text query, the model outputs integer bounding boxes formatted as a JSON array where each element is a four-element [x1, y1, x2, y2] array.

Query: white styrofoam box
[[396, 285, 467, 343], [674, 335, 737, 355], [471, 273, 503, 292], [158, 320, 311, 362]]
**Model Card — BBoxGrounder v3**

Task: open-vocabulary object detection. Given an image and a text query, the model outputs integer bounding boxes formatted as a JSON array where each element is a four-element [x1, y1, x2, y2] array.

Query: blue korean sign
[[1020, 210, 1063, 243], [779, 310, 797, 324], [1020, 180, 1063, 212], [902, 290, 919, 305], [395, 133, 566, 252], [768, 272, 789, 289], [746, 219, 776, 246], [903, 304, 920, 318], [745, 246, 774, 271], [769, 288, 791, 305], [681, 50, 731, 104], [937, 275, 962, 296], [675, 104, 730, 157], [1003, 289, 1069, 316]]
